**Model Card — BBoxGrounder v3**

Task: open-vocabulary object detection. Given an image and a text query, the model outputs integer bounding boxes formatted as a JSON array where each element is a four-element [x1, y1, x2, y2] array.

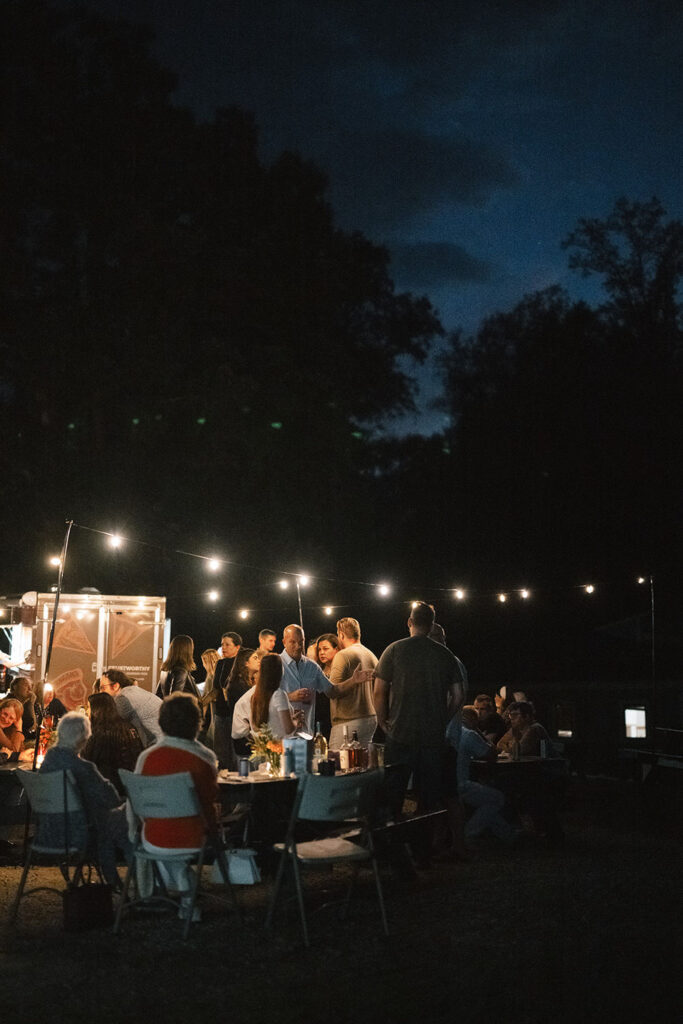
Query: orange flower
[[266, 740, 283, 754]]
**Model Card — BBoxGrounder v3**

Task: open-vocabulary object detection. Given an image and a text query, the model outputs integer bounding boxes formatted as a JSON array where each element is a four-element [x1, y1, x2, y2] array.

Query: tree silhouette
[[0, 0, 442, 589], [562, 197, 683, 336]]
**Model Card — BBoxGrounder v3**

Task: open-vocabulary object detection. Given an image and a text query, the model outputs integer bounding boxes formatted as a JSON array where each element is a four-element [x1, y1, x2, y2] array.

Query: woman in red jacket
[[134, 692, 217, 919]]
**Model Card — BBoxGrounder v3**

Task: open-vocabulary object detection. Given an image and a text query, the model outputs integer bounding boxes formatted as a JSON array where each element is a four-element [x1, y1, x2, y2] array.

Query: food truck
[[1, 591, 169, 708]]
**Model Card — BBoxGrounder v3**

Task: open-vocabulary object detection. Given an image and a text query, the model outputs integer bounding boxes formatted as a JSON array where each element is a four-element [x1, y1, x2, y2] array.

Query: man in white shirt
[[279, 623, 368, 736]]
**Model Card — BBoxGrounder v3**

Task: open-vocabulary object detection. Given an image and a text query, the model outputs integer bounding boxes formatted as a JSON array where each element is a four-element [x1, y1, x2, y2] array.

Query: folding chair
[[265, 770, 389, 947], [115, 769, 240, 939], [8, 769, 90, 925]]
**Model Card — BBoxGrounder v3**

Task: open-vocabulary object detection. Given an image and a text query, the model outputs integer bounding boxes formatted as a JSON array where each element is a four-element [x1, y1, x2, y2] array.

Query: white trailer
[[1, 591, 169, 709]]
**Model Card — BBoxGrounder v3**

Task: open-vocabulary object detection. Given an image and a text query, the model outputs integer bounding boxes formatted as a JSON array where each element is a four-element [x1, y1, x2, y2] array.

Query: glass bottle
[[313, 721, 328, 773], [339, 725, 351, 772], [349, 730, 362, 771]]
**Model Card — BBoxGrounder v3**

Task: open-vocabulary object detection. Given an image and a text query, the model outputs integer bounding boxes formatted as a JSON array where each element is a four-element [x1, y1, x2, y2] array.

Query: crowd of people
[[0, 603, 566, 887]]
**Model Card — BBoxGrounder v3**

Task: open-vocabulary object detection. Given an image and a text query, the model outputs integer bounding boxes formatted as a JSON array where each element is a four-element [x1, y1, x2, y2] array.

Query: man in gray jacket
[[99, 670, 162, 748]]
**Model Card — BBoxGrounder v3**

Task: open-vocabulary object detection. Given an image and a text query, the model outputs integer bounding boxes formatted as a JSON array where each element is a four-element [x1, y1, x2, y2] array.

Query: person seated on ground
[[99, 669, 163, 749], [456, 706, 515, 843], [134, 692, 219, 918], [0, 697, 25, 754], [232, 653, 298, 745], [9, 677, 38, 741], [473, 693, 507, 744], [40, 712, 130, 888], [497, 700, 554, 757], [83, 692, 143, 796]]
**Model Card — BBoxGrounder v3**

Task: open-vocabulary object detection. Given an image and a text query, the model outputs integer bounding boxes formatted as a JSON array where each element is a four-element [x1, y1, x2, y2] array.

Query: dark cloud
[[390, 243, 492, 289], [318, 129, 518, 233]]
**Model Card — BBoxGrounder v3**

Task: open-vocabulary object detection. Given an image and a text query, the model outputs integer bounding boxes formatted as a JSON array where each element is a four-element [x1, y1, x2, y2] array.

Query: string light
[[61, 521, 654, 619]]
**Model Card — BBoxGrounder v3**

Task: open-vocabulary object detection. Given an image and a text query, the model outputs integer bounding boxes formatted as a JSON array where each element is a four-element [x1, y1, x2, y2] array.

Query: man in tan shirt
[[328, 617, 378, 749]]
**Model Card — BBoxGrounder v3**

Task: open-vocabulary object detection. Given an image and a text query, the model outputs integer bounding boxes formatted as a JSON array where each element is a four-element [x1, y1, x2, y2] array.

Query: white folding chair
[[115, 769, 239, 939], [9, 769, 90, 925], [265, 770, 389, 947]]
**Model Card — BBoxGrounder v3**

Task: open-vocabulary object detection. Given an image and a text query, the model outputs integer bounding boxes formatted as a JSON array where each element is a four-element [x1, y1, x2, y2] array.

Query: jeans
[[459, 781, 515, 841]]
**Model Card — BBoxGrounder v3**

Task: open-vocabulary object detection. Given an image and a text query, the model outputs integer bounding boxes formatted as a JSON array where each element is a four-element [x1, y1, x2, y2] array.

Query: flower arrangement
[[248, 724, 283, 775]]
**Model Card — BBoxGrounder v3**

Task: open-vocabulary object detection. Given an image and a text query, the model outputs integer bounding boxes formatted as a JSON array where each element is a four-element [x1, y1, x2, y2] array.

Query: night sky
[[79, 0, 682, 432]]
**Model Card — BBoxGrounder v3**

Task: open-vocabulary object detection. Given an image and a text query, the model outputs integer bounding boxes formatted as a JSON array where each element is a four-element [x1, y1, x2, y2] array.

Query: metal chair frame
[[115, 769, 240, 939], [265, 770, 389, 947], [8, 769, 92, 925]]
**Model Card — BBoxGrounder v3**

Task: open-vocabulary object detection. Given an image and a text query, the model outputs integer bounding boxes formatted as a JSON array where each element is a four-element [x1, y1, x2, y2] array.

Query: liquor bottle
[[349, 730, 362, 771], [339, 725, 351, 772], [312, 721, 328, 773]]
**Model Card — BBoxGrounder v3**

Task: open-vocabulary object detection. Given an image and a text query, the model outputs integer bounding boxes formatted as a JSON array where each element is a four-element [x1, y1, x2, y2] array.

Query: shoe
[[178, 897, 201, 923]]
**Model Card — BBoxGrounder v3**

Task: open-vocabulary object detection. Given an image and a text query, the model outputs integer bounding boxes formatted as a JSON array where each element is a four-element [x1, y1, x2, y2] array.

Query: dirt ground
[[0, 776, 680, 1024]]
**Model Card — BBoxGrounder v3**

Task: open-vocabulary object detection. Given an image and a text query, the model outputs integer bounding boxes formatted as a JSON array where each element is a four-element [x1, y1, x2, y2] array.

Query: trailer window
[[624, 707, 646, 739]]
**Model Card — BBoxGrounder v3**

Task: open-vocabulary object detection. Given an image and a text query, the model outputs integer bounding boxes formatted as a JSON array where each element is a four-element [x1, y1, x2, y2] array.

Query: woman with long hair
[[245, 648, 264, 687], [312, 633, 339, 739], [83, 691, 143, 795], [214, 647, 255, 765], [232, 653, 296, 742], [159, 635, 200, 698], [0, 697, 25, 753], [199, 647, 220, 744], [315, 634, 341, 677]]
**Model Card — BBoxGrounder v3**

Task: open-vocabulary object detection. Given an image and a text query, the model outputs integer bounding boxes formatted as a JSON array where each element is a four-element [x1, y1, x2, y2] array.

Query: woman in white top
[[231, 653, 296, 741]]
